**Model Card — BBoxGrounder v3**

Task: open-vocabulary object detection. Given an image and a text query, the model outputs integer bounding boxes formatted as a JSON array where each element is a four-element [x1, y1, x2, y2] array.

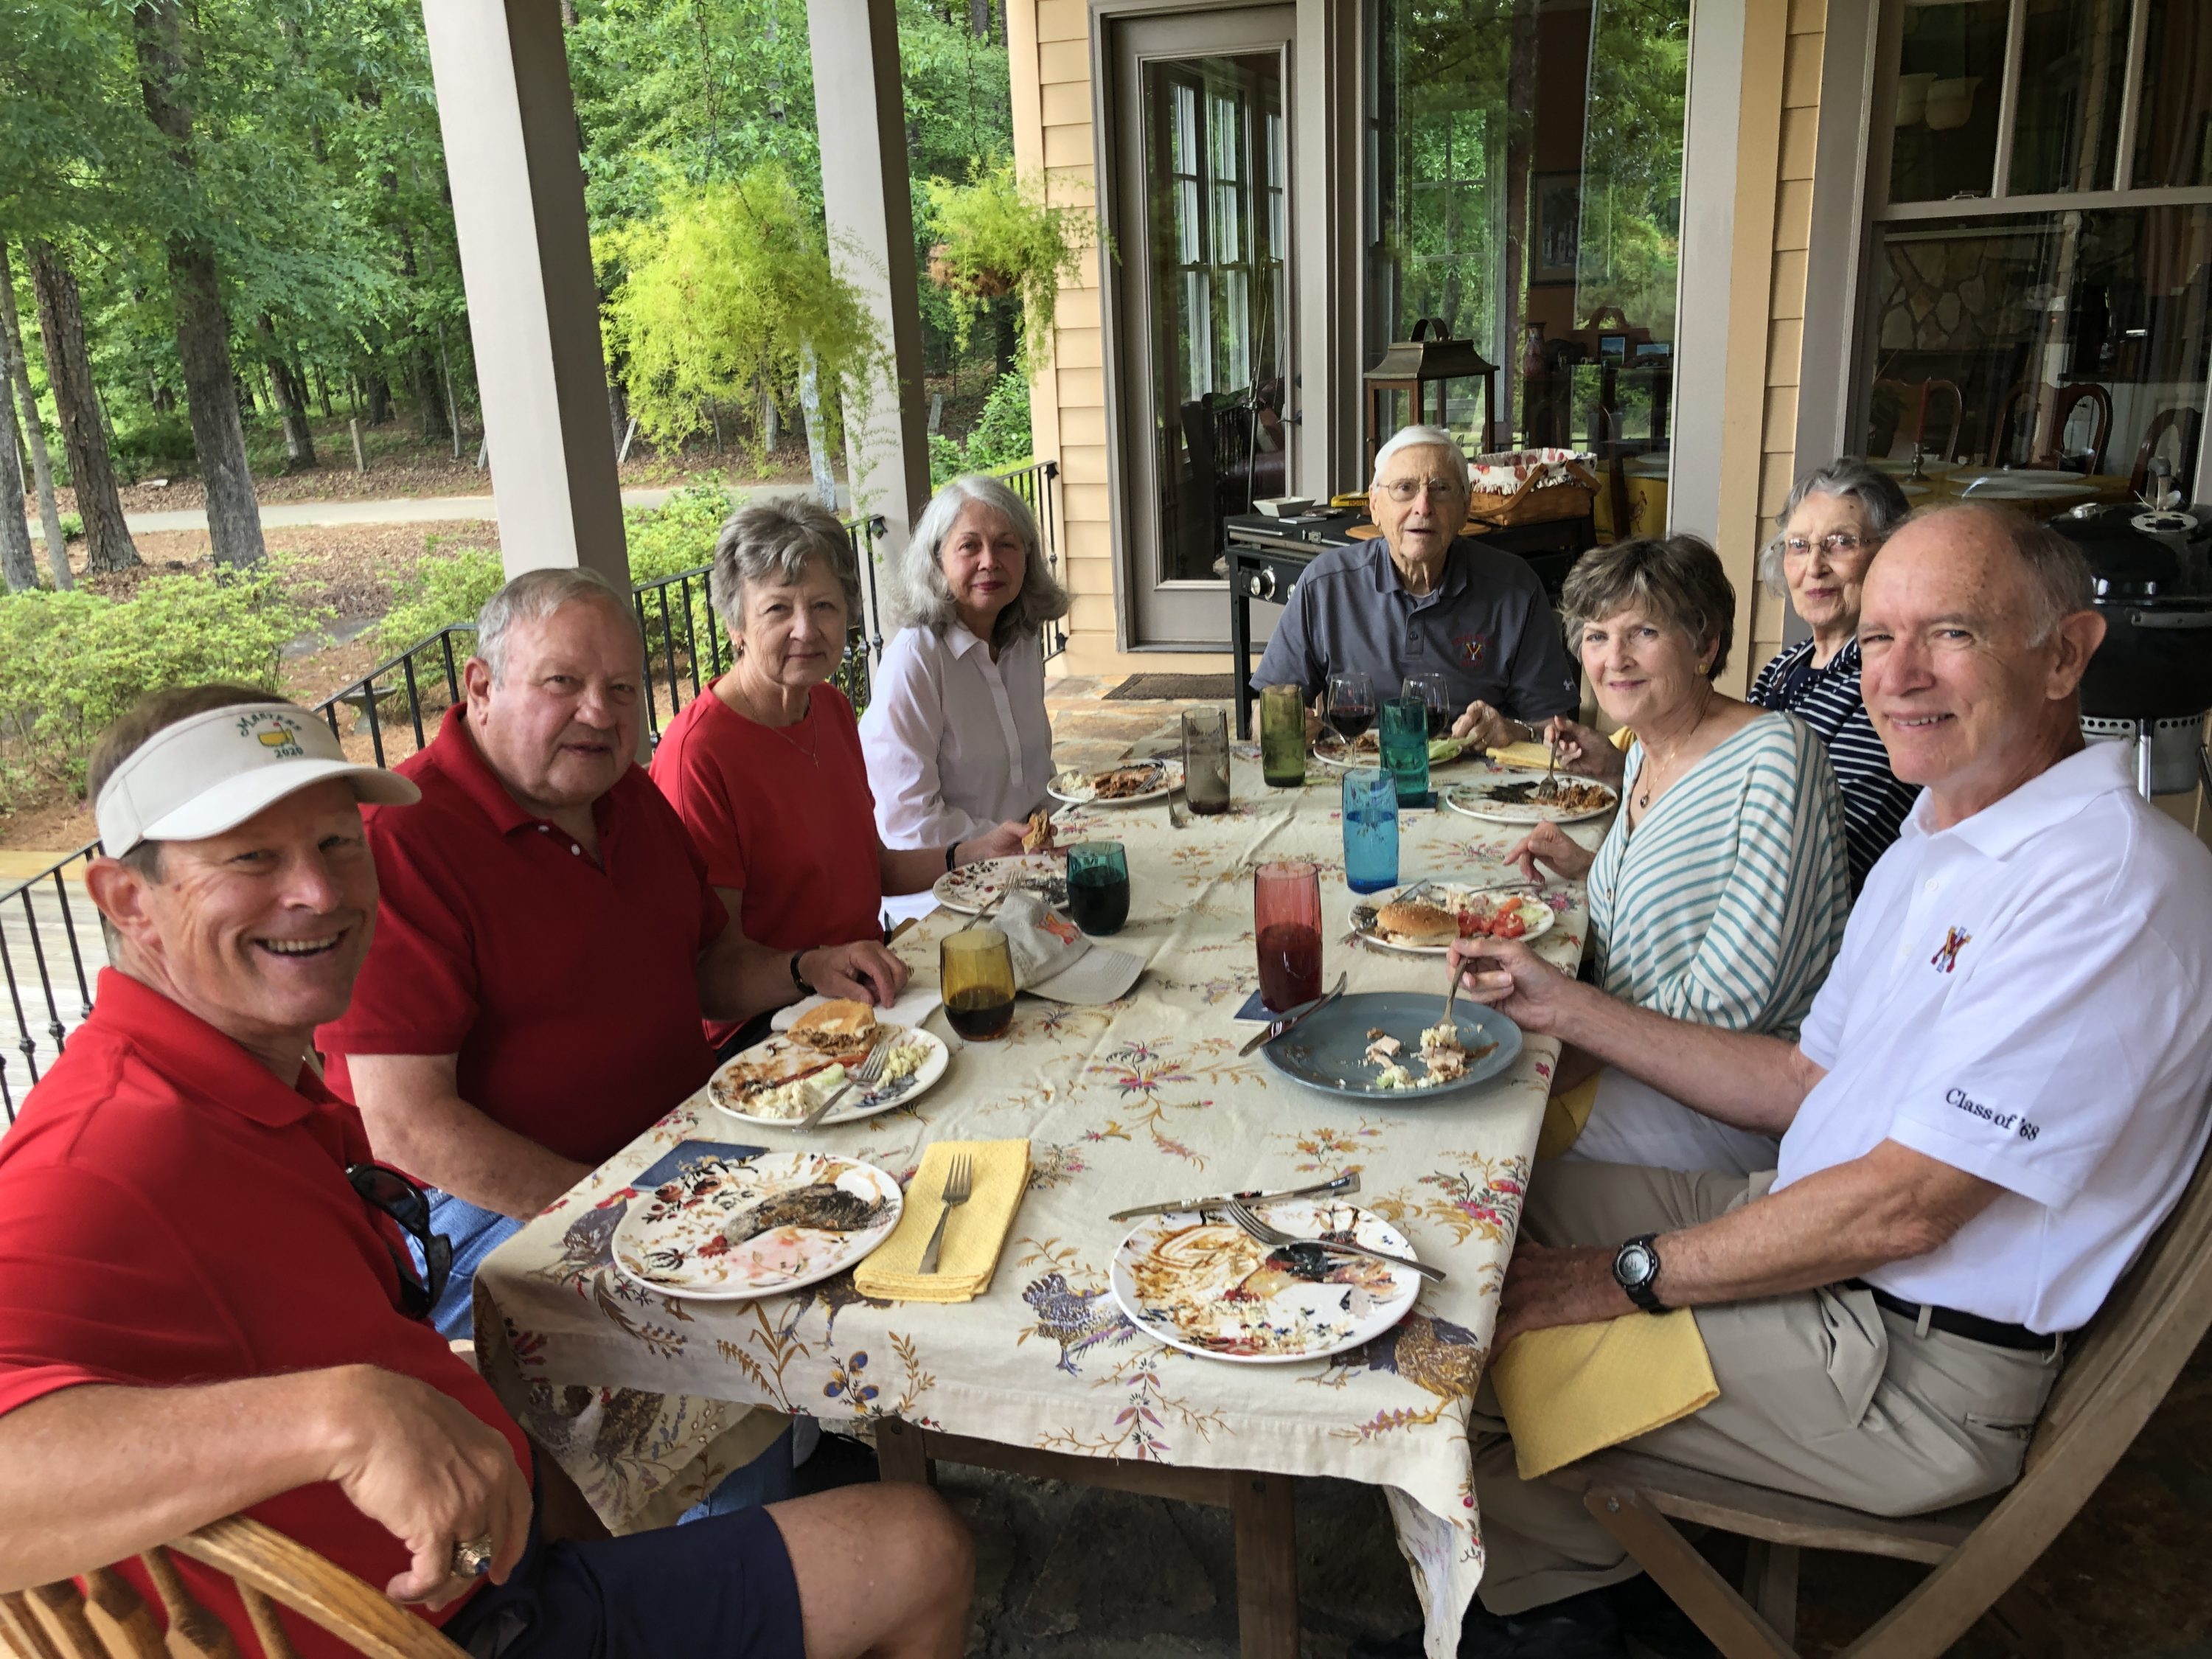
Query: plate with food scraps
[[1260, 991, 1523, 1101], [1048, 759, 1184, 807], [709, 1023, 950, 1127], [610, 1148, 902, 1301], [1443, 771, 1618, 825], [933, 853, 1068, 915], [1108, 1197, 1421, 1364], [1311, 731, 1464, 770], [1349, 882, 1555, 956]]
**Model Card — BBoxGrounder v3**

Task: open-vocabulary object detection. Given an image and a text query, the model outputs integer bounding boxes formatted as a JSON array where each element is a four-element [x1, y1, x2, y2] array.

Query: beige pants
[[1472, 1161, 2063, 1615]]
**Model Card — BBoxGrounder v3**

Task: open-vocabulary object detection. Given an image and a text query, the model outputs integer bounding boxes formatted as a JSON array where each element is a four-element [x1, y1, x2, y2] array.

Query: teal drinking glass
[[1379, 698, 1432, 807], [1341, 766, 1399, 894]]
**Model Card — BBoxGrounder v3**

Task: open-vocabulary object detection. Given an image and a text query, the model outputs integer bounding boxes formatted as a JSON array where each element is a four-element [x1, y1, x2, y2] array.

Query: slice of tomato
[[1495, 910, 1526, 939]]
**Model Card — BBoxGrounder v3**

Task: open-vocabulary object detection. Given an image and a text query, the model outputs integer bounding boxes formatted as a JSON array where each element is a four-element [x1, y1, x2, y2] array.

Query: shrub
[[0, 567, 316, 808], [929, 372, 1033, 486], [58, 512, 83, 542], [374, 544, 505, 654]]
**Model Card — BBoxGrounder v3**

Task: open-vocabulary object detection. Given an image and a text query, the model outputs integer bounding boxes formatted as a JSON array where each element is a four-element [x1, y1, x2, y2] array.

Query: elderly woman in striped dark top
[[1503, 535, 1851, 1175], [1747, 459, 1921, 891]]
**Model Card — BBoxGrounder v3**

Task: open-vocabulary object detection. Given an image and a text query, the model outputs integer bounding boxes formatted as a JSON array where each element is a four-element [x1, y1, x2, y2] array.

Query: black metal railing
[[0, 509, 898, 1122], [989, 458, 1066, 661]]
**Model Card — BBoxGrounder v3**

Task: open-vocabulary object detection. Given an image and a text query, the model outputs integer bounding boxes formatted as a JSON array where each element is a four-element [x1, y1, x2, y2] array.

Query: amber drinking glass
[[941, 927, 1017, 1041], [1253, 860, 1324, 1012]]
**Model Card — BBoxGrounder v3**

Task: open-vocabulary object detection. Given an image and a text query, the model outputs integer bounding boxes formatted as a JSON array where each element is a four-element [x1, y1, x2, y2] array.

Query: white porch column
[[807, 0, 931, 657], [420, 0, 628, 588]]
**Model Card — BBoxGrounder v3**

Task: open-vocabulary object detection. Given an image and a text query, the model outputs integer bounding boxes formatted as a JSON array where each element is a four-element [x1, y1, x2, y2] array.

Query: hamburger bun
[[1375, 900, 1458, 948], [1021, 809, 1054, 853], [790, 998, 879, 1057]]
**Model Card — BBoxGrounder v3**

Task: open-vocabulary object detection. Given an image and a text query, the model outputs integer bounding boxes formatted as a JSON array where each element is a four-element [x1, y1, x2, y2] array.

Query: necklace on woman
[[1633, 690, 1716, 813], [726, 674, 817, 764]]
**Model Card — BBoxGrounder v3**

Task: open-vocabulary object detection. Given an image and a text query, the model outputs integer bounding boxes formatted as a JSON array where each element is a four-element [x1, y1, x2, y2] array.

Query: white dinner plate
[[709, 1024, 950, 1128], [1109, 1199, 1422, 1364], [1443, 771, 1618, 825], [1348, 882, 1557, 955], [1048, 759, 1184, 807], [611, 1150, 902, 1301], [932, 854, 1067, 915]]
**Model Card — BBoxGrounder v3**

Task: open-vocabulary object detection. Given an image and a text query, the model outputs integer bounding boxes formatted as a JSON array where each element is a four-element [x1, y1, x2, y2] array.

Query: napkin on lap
[[854, 1139, 1031, 1304], [1489, 1309, 1717, 1480]]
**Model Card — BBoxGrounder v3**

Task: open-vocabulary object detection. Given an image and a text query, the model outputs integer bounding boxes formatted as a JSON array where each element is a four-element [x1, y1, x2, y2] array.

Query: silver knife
[[1108, 1170, 1360, 1224], [1237, 972, 1349, 1057]]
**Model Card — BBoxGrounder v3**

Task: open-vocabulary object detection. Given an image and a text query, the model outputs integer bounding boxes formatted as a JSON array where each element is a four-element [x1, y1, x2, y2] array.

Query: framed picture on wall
[[1531, 171, 1583, 285]]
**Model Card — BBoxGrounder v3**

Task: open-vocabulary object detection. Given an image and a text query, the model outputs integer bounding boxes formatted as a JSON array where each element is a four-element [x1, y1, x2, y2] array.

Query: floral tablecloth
[[473, 750, 1601, 1659]]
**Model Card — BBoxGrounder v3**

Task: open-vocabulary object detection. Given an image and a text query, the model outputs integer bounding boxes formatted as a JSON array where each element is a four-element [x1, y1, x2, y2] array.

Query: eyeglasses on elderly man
[[0, 680, 975, 1659]]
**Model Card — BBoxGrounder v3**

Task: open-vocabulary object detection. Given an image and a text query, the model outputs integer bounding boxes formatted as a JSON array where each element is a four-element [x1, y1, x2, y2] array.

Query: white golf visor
[[94, 702, 421, 855]]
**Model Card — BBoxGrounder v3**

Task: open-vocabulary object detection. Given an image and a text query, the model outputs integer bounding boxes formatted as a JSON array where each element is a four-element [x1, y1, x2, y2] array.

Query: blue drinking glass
[[1341, 767, 1399, 894], [1379, 698, 1433, 808]]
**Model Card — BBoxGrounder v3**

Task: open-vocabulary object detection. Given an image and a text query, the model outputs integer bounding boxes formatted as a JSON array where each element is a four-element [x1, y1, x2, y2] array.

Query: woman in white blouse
[[860, 474, 1071, 860]]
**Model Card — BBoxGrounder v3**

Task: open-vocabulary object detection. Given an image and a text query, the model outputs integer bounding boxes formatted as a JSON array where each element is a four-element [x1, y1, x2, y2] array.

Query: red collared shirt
[[317, 705, 725, 1166], [0, 970, 530, 1657], [650, 680, 883, 1046]]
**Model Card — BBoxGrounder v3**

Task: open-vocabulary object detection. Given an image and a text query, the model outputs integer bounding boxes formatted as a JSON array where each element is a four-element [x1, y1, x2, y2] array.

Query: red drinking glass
[[1253, 860, 1324, 1012]]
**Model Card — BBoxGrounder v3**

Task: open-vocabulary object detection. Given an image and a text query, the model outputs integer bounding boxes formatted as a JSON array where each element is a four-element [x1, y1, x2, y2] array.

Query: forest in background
[[0, 0, 1027, 590]]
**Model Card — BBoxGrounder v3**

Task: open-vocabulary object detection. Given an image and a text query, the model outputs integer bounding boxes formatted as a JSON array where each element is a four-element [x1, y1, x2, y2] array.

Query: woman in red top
[[653, 496, 1033, 1046]]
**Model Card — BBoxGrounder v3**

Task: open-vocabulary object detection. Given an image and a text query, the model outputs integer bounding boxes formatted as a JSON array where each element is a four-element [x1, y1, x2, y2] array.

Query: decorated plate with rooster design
[[1108, 1199, 1422, 1364], [610, 1150, 902, 1301]]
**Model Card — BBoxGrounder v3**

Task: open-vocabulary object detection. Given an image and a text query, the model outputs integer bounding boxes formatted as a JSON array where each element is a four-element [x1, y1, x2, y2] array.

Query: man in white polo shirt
[[1433, 501, 2212, 1656]]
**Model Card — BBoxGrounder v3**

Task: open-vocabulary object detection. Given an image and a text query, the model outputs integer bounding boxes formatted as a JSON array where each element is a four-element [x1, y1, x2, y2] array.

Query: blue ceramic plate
[[1259, 992, 1523, 1102]]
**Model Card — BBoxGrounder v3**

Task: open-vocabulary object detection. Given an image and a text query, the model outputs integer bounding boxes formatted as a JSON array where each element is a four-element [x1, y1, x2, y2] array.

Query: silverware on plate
[[1222, 1199, 1445, 1283], [1237, 972, 1349, 1057], [799, 1040, 893, 1130], [1107, 1170, 1360, 1224]]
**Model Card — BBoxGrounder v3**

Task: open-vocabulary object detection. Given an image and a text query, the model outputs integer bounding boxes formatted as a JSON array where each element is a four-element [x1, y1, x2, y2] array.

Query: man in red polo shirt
[[0, 684, 972, 1659], [316, 566, 908, 1340]]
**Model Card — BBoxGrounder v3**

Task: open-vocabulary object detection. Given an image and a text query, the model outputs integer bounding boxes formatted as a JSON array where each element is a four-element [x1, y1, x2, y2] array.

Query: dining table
[[470, 742, 1608, 1659]]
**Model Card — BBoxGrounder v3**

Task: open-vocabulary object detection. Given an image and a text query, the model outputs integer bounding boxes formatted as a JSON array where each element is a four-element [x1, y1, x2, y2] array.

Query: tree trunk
[[136, 0, 264, 568], [0, 243, 69, 588], [257, 314, 316, 468], [409, 348, 450, 442], [608, 375, 628, 453], [27, 241, 136, 574], [0, 367, 33, 591], [798, 344, 838, 510], [364, 372, 393, 425]]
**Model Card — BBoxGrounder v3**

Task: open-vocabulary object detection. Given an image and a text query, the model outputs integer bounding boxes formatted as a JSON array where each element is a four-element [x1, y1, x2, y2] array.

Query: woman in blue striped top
[[1506, 535, 1851, 1174], [1747, 460, 1922, 891]]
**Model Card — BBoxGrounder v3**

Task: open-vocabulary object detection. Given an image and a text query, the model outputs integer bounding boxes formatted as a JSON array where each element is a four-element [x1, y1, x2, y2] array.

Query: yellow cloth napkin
[[854, 1139, 1030, 1303], [1537, 1074, 1601, 1161], [1491, 1310, 1719, 1480]]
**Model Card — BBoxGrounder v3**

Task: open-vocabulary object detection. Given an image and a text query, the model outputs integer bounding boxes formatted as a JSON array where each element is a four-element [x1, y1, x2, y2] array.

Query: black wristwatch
[[788, 951, 813, 996], [1613, 1233, 1667, 1314], [945, 841, 960, 872]]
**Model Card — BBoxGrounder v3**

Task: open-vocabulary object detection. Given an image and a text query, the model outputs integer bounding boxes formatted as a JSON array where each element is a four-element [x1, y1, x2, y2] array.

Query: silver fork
[[917, 1152, 975, 1274], [799, 1040, 894, 1130], [1166, 795, 1192, 830], [1534, 728, 1563, 804], [1222, 1199, 1446, 1282]]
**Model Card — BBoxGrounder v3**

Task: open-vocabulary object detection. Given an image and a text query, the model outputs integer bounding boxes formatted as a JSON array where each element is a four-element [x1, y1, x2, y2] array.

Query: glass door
[[1113, 8, 1295, 647]]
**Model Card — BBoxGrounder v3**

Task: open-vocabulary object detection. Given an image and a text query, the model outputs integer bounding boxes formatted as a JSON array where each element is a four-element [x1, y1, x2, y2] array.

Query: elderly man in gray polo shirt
[[1252, 425, 1579, 747]]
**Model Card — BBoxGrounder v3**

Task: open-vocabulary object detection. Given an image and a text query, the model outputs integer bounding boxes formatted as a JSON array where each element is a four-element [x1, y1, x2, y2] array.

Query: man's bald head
[[1857, 503, 2104, 828]]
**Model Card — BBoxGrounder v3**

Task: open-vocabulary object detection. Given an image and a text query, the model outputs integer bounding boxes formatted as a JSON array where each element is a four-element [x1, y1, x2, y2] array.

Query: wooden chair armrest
[[168, 1518, 467, 1659]]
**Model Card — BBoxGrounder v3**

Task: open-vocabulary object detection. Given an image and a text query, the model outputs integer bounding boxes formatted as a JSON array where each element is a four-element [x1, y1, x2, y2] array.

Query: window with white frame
[[1857, 0, 2212, 504]]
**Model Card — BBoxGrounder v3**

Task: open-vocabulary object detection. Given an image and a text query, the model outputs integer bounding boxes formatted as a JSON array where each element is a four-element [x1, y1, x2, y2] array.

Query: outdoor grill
[[2050, 504, 2212, 799]]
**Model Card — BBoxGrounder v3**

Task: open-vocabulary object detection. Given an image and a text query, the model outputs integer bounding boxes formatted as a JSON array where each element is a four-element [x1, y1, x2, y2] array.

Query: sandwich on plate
[[790, 998, 879, 1059], [1373, 900, 1458, 949]]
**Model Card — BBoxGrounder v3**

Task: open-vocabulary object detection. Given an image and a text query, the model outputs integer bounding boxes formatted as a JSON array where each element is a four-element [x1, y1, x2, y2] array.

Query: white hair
[[891, 474, 1071, 649], [1370, 425, 1470, 493], [476, 566, 641, 681]]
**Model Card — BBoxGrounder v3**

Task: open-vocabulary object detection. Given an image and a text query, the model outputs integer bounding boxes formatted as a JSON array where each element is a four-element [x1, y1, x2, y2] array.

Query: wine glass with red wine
[[1402, 673, 1454, 740], [1325, 672, 1376, 746]]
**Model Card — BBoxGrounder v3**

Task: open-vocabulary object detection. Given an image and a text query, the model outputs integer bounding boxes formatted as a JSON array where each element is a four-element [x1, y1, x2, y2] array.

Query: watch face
[[1618, 1242, 1657, 1284]]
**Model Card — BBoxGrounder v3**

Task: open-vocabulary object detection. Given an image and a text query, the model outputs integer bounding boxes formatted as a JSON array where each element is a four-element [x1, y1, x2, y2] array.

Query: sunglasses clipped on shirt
[[348, 1161, 453, 1321]]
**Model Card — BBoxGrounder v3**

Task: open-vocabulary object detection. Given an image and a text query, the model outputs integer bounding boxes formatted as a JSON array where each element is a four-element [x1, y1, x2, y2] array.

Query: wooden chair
[[1985, 381, 2039, 467], [1545, 1144, 2212, 1658], [0, 1515, 465, 1659], [2129, 406, 2202, 500], [2042, 383, 2112, 473]]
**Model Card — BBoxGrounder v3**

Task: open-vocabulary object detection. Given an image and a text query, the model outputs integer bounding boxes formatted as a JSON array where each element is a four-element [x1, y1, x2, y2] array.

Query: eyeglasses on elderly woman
[[1779, 531, 1865, 559]]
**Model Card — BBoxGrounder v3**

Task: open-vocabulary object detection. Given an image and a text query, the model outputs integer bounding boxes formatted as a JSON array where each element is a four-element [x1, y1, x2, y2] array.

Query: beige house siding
[[1747, 0, 1830, 687]]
